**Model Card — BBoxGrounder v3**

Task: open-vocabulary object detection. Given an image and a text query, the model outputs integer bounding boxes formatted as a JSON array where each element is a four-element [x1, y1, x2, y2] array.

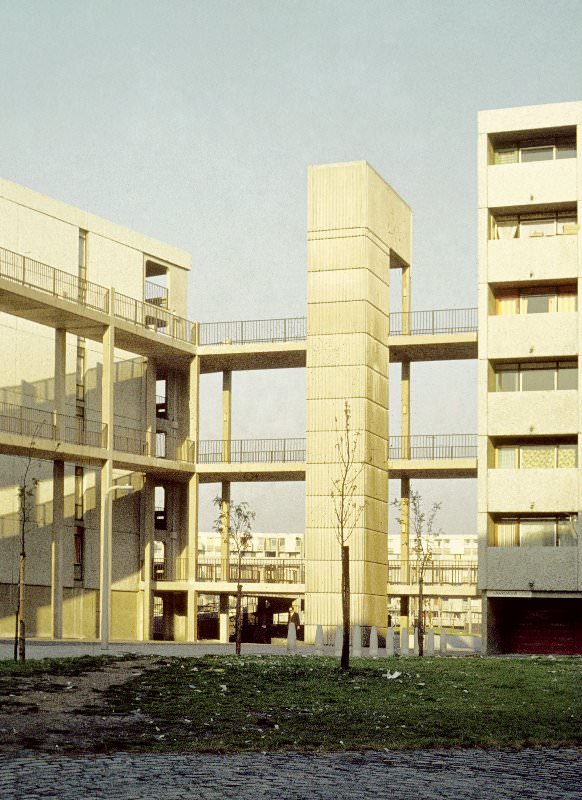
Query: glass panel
[[497, 446, 517, 468], [557, 290, 577, 312], [520, 216, 555, 237], [557, 215, 577, 234], [494, 147, 518, 164], [524, 294, 551, 314], [521, 366, 555, 391], [495, 217, 518, 240], [521, 146, 553, 162], [557, 364, 578, 390], [557, 444, 577, 468], [519, 519, 555, 546], [495, 520, 518, 546], [557, 518, 577, 546], [521, 444, 555, 468], [556, 142, 576, 159], [496, 369, 518, 392]]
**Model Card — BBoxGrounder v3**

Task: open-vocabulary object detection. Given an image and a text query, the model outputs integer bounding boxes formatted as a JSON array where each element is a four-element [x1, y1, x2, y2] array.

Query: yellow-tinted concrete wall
[[487, 237, 578, 285]]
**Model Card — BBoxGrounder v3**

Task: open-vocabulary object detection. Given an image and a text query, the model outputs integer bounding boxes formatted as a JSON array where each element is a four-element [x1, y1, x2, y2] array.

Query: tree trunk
[[235, 583, 242, 656], [14, 549, 25, 661], [418, 575, 424, 657], [341, 545, 350, 671]]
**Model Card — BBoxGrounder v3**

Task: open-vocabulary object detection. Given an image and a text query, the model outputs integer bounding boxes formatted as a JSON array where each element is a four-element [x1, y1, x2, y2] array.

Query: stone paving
[[2, 748, 581, 800]]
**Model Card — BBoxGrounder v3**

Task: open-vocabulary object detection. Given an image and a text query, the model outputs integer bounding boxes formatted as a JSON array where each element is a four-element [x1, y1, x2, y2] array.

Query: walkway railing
[[0, 245, 109, 313], [389, 434, 478, 460], [0, 401, 106, 448], [198, 317, 307, 346], [389, 307, 478, 336], [144, 280, 168, 306], [388, 559, 478, 586], [196, 558, 305, 584], [0, 245, 195, 344], [152, 558, 188, 581], [113, 426, 184, 460], [196, 438, 306, 464]]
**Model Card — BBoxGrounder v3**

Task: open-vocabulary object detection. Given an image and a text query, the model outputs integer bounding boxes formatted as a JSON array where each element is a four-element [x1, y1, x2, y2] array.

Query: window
[[491, 135, 576, 165], [74, 466, 84, 520], [495, 442, 577, 469], [491, 210, 577, 239], [74, 526, 84, 580], [494, 361, 578, 392], [492, 516, 576, 547]]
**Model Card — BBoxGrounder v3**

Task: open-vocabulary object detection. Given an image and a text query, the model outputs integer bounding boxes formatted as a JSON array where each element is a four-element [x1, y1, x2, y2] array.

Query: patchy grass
[[92, 655, 581, 752]]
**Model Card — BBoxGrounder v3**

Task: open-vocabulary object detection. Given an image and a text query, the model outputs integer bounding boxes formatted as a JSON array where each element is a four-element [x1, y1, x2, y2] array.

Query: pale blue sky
[[1, 1, 580, 534]]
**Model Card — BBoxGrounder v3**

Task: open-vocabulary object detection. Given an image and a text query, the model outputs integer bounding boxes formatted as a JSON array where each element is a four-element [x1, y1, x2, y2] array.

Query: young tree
[[391, 490, 441, 656], [213, 497, 255, 656], [332, 401, 364, 671], [14, 447, 40, 662]]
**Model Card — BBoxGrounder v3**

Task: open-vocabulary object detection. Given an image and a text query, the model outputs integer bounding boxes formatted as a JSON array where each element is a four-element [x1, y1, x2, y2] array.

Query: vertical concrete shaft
[[99, 322, 114, 646], [51, 460, 64, 639], [401, 265, 411, 333], [401, 361, 410, 458], [305, 161, 411, 642], [219, 593, 230, 643], [222, 370, 232, 462], [187, 355, 200, 641], [141, 476, 155, 640], [400, 477, 410, 588], [54, 328, 66, 438]]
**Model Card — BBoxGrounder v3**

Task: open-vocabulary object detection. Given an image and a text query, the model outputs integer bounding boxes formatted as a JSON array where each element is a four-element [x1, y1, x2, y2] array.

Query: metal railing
[[196, 438, 306, 464], [113, 426, 182, 459], [144, 280, 168, 306], [152, 558, 188, 581], [0, 245, 109, 313], [196, 558, 305, 584], [389, 434, 478, 460], [198, 317, 307, 346], [113, 290, 194, 344], [388, 560, 478, 586], [389, 307, 478, 336], [0, 401, 106, 447]]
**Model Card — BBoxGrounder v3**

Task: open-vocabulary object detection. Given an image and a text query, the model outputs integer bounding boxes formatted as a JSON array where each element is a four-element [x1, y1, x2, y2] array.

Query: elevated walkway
[[388, 308, 478, 362], [388, 434, 478, 478]]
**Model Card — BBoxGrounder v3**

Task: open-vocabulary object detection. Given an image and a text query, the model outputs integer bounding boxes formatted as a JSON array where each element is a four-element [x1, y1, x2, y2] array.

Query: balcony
[[488, 312, 578, 361], [487, 234, 578, 284], [196, 558, 305, 585], [388, 308, 478, 362], [388, 434, 478, 478], [488, 391, 578, 437], [485, 547, 578, 593], [487, 469, 577, 514], [487, 159, 577, 208]]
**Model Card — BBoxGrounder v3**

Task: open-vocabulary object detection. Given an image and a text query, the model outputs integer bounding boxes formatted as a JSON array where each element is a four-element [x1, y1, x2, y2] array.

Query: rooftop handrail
[[388, 559, 478, 585], [388, 434, 478, 460], [198, 316, 307, 346], [389, 307, 478, 336], [196, 437, 306, 464]]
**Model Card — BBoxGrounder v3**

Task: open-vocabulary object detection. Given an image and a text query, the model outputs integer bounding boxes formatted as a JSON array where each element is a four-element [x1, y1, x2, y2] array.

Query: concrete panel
[[487, 160, 577, 208], [486, 548, 577, 591], [488, 313, 577, 360], [487, 391, 578, 436], [111, 590, 139, 639], [487, 469, 578, 513], [487, 236, 578, 285]]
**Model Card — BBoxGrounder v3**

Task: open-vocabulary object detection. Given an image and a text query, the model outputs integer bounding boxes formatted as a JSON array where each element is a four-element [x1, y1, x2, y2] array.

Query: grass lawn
[[90, 654, 581, 752]]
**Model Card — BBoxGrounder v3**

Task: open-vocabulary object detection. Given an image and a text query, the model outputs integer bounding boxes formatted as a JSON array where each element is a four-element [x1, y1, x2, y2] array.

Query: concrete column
[[54, 328, 66, 439], [400, 477, 410, 585], [401, 362, 410, 458], [50, 460, 64, 638], [222, 370, 232, 462], [399, 594, 409, 632], [141, 476, 155, 640], [99, 323, 114, 647], [220, 481, 231, 579], [305, 161, 411, 643], [186, 474, 199, 641], [219, 593, 230, 643], [401, 264, 411, 334], [145, 358, 157, 459]]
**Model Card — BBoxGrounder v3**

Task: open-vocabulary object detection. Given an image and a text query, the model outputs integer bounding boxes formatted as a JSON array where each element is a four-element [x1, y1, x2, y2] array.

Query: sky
[[1, 0, 581, 536]]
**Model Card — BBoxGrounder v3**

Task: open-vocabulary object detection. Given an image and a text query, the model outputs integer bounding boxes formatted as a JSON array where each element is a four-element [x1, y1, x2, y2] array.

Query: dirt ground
[[0, 657, 162, 755]]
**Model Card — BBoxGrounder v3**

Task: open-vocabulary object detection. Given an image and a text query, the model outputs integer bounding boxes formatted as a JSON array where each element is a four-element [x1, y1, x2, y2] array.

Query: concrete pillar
[[314, 625, 324, 655], [440, 628, 447, 655], [305, 162, 411, 643], [400, 626, 409, 656], [141, 476, 155, 640], [400, 478, 410, 587], [426, 628, 435, 656], [401, 362, 410, 458], [401, 264, 411, 334], [222, 370, 232, 462], [399, 594, 409, 634], [352, 624, 362, 657], [287, 622, 297, 653], [50, 460, 64, 639], [413, 626, 419, 656], [145, 358, 157, 459], [386, 626, 395, 656], [219, 593, 230, 643], [186, 474, 199, 642], [54, 328, 66, 439], [369, 626, 378, 658], [220, 482, 231, 580], [99, 322, 114, 647], [334, 625, 342, 657]]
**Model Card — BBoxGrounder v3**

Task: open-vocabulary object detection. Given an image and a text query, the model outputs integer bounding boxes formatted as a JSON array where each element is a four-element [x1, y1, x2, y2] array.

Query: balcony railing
[[114, 290, 194, 344], [144, 280, 168, 306], [389, 560, 478, 586], [389, 308, 478, 336], [196, 558, 305, 584], [198, 317, 307, 346], [0, 245, 109, 313], [0, 401, 106, 448], [152, 558, 188, 581], [389, 434, 478, 460], [196, 438, 306, 464], [113, 426, 183, 460]]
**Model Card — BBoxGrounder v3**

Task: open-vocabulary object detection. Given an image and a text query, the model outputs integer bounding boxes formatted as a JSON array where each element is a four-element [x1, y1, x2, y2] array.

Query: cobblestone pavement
[[2, 748, 580, 800]]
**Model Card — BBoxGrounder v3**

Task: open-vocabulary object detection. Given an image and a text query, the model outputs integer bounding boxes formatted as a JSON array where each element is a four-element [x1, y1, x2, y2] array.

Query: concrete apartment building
[[0, 100, 579, 653]]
